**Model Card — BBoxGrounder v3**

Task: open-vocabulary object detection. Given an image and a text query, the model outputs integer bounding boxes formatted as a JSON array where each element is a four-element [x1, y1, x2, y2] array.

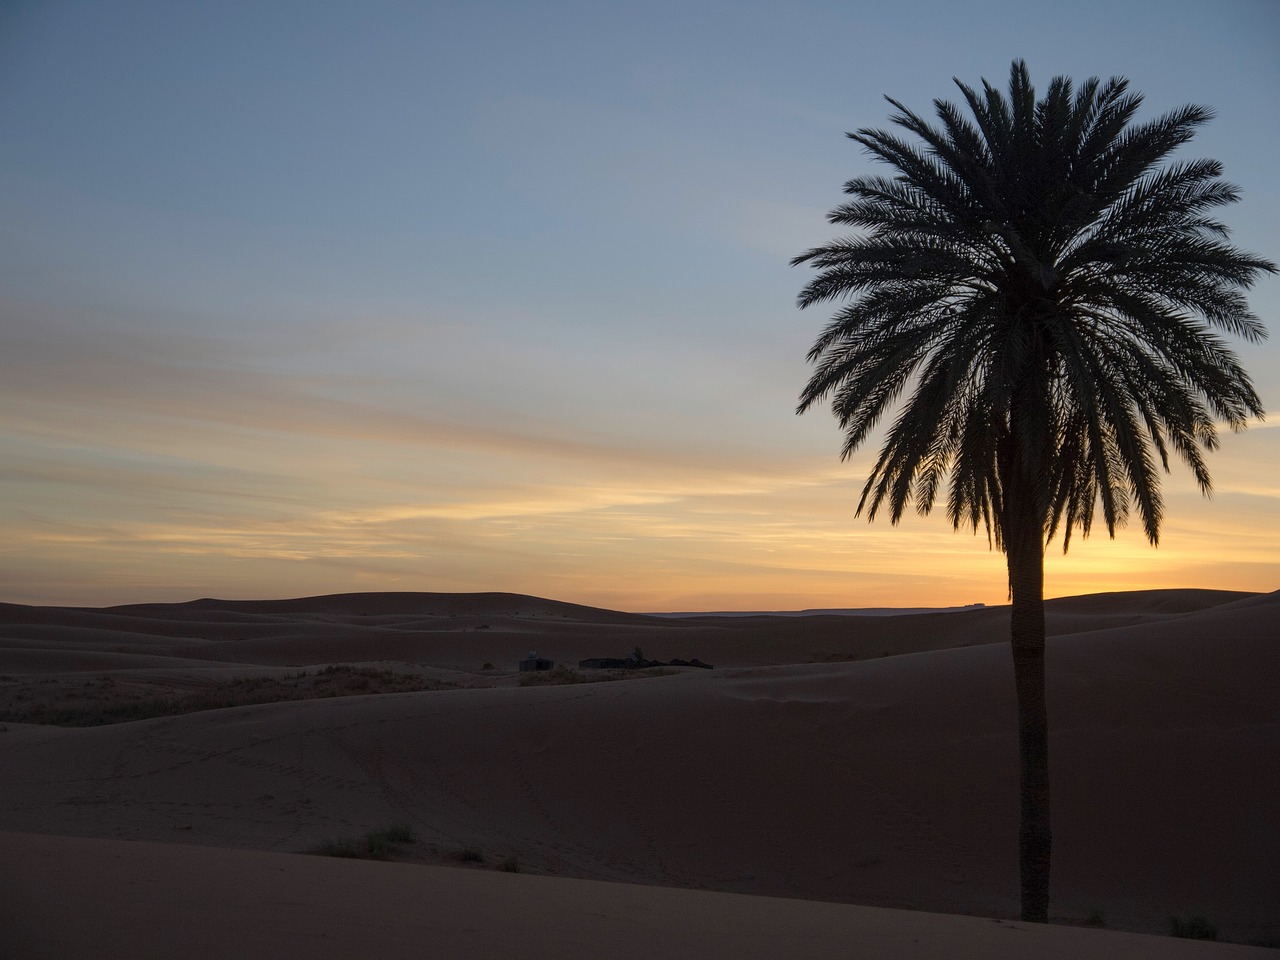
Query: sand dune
[[1, 588, 1276, 953], [4, 832, 1273, 960], [0, 587, 1260, 673]]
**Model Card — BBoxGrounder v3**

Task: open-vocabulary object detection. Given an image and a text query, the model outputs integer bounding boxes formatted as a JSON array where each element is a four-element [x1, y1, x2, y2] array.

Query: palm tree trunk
[[1007, 523, 1050, 923]]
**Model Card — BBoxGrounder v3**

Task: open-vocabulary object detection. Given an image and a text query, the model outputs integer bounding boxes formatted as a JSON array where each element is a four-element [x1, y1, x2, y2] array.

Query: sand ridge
[[1, 587, 1276, 952], [0, 587, 1261, 674]]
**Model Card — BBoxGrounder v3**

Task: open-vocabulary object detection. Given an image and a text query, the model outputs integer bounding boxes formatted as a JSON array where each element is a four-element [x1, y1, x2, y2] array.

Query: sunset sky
[[2, 0, 1277, 611]]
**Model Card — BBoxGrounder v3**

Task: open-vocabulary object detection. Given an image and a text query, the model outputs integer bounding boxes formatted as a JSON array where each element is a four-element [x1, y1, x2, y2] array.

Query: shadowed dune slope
[[3, 832, 1273, 960], [2, 588, 1276, 942]]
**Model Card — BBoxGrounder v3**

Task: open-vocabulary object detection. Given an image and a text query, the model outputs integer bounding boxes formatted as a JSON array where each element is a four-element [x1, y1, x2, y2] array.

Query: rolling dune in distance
[[1, 588, 1276, 957]]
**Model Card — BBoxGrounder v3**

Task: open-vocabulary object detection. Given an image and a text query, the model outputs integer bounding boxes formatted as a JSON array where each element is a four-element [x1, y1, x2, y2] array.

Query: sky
[[1, 0, 1277, 611]]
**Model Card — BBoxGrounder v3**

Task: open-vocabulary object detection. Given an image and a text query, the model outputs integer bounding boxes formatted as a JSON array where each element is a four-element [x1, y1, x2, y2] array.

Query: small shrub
[[519, 666, 587, 687], [500, 855, 521, 873], [379, 822, 415, 844], [312, 839, 364, 859], [481, 662, 495, 671], [1086, 908, 1105, 927], [313, 823, 415, 861], [1169, 914, 1218, 941], [458, 846, 484, 863], [363, 822, 415, 857]]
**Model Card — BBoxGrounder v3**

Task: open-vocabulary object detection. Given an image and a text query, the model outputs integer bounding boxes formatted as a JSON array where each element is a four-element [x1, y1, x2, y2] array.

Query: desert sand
[[1, 588, 1276, 957]]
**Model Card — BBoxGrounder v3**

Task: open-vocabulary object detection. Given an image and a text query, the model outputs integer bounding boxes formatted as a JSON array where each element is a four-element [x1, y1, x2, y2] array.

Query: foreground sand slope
[[3, 589, 1276, 942], [3, 832, 1271, 960]]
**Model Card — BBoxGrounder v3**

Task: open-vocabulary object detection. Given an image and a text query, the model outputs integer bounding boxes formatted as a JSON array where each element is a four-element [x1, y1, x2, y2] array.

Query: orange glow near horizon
[[7, 425, 1276, 611]]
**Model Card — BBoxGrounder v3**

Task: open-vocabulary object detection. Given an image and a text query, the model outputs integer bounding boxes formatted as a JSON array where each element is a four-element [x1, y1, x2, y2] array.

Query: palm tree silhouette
[[793, 60, 1273, 923]]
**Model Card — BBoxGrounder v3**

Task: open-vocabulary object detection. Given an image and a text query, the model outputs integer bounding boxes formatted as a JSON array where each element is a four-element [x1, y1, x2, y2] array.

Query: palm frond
[[796, 61, 1275, 562]]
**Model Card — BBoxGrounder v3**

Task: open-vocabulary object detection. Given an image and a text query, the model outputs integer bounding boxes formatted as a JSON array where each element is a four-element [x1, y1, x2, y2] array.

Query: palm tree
[[793, 61, 1273, 923]]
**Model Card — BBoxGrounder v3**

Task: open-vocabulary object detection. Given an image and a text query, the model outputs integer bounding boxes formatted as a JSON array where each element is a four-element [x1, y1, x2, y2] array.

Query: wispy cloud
[[2, 1, 1277, 609]]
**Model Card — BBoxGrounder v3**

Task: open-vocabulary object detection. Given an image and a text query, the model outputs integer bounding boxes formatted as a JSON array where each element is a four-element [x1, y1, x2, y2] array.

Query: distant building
[[519, 651, 553, 672]]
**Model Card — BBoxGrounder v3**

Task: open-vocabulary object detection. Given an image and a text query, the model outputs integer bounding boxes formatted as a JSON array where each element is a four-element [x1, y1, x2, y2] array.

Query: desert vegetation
[[794, 60, 1273, 922], [311, 823, 417, 861], [0, 666, 457, 727]]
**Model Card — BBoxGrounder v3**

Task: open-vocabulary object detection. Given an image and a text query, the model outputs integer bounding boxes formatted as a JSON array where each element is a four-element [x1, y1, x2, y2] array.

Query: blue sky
[[2, 0, 1277, 609]]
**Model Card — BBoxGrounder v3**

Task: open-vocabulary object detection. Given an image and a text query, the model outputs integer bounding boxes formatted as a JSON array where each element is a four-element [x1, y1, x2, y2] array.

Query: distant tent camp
[[519, 652, 553, 672]]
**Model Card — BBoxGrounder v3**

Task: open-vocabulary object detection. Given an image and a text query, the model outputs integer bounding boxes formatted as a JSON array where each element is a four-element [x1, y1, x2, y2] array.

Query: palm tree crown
[[794, 60, 1273, 553]]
